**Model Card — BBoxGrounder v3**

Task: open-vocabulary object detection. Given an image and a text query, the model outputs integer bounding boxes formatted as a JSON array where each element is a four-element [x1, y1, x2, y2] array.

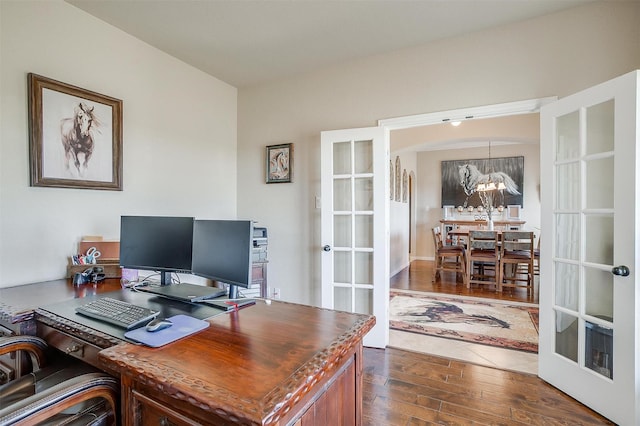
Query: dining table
[[446, 228, 536, 283]]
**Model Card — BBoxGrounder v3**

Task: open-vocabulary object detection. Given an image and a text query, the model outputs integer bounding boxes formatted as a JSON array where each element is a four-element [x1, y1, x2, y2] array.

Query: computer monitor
[[191, 219, 253, 299], [119, 216, 194, 285]]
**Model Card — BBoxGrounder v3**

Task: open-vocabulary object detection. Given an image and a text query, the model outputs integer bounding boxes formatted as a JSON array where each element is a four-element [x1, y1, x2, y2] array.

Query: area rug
[[389, 291, 539, 353]]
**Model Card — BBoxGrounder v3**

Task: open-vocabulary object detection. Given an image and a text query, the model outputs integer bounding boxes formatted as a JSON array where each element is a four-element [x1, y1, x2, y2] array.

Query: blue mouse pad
[[124, 314, 210, 347]]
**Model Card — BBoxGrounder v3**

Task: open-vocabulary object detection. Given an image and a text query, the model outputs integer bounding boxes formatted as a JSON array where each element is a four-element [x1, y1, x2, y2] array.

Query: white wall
[[237, 1, 640, 305], [390, 152, 416, 276], [0, 1, 238, 287]]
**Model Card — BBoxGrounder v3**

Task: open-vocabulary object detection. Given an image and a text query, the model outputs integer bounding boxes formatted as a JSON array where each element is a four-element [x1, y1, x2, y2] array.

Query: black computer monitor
[[191, 220, 253, 299], [119, 216, 194, 285]]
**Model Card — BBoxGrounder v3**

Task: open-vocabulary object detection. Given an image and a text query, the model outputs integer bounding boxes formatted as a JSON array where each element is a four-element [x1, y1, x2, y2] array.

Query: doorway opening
[[382, 98, 553, 372]]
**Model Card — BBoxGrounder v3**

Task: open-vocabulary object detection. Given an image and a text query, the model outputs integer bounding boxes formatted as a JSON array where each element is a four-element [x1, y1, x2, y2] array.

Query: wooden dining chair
[[500, 231, 535, 293], [432, 226, 467, 286], [467, 230, 500, 291]]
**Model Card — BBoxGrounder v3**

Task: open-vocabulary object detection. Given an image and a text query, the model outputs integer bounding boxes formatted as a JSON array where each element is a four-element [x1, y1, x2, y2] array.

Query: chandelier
[[476, 141, 506, 193], [476, 141, 505, 223]]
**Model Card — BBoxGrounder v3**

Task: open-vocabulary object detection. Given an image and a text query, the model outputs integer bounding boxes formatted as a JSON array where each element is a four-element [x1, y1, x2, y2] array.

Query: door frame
[[370, 96, 556, 337], [379, 97, 556, 130]]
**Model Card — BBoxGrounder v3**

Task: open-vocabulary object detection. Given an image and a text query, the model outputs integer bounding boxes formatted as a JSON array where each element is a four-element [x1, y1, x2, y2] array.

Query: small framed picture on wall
[[266, 143, 292, 183]]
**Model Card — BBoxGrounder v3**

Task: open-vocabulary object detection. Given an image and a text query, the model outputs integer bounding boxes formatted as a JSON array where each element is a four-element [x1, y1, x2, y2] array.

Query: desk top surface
[[5, 278, 375, 425], [36, 288, 225, 341], [100, 300, 374, 425]]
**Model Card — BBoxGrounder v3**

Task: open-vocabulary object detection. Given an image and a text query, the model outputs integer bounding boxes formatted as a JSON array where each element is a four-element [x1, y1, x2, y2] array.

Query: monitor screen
[[191, 219, 253, 298], [119, 216, 194, 285]]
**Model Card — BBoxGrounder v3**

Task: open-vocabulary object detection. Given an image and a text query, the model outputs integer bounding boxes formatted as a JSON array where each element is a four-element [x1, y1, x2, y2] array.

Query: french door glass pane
[[556, 162, 580, 210], [585, 215, 614, 265], [585, 267, 614, 321], [555, 214, 579, 261], [585, 321, 613, 379], [586, 100, 614, 155], [555, 262, 579, 311], [354, 140, 373, 174], [334, 215, 351, 247], [354, 215, 373, 248], [355, 177, 373, 210], [334, 287, 351, 312], [334, 251, 351, 284], [354, 288, 373, 315], [586, 157, 614, 209], [354, 252, 373, 285], [555, 311, 579, 363], [334, 178, 351, 211], [333, 141, 351, 175], [556, 111, 580, 161]]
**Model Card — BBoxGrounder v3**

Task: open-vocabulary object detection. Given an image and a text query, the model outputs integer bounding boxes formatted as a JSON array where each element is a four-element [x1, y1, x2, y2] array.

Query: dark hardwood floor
[[360, 260, 612, 425], [391, 260, 538, 304], [363, 347, 613, 425]]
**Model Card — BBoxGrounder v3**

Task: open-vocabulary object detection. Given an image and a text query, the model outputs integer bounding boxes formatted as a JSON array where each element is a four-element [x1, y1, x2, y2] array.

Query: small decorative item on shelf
[[457, 206, 464, 212], [477, 206, 484, 212], [467, 206, 474, 212]]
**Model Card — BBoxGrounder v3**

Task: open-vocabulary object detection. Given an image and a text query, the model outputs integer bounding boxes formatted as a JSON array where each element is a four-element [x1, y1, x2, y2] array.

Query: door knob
[[611, 265, 630, 276], [323, 245, 331, 252]]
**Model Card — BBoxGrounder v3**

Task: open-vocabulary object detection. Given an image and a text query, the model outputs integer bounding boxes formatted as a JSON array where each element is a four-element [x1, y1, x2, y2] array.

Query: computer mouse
[[146, 318, 172, 332]]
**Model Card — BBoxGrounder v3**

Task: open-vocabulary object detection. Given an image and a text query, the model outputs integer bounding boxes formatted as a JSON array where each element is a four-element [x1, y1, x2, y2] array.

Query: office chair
[[0, 335, 119, 426]]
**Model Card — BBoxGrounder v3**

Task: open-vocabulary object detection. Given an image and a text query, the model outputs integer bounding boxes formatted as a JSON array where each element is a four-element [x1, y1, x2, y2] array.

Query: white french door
[[539, 70, 639, 425], [320, 127, 389, 348]]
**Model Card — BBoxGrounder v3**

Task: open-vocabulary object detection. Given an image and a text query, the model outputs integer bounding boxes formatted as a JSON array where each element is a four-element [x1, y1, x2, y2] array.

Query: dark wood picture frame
[[266, 143, 293, 183], [28, 73, 123, 190]]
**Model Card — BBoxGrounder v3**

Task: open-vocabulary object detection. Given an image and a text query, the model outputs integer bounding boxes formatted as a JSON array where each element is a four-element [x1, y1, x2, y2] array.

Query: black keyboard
[[76, 297, 159, 330]]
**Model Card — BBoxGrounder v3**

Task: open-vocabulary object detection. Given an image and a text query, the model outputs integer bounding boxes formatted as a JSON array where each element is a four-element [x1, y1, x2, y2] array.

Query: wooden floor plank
[[361, 261, 614, 424]]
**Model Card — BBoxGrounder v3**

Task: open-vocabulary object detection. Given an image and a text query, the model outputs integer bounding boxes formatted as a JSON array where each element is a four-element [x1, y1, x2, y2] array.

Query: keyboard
[[75, 297, 159, 330]]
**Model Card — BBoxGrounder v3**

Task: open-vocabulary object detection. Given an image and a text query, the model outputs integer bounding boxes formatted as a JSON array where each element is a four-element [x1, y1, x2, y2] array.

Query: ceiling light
[[450, 121, 461, 127]]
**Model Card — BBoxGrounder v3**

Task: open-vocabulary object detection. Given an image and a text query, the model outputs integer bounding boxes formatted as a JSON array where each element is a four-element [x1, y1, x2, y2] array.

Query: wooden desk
[[99, 301, 374, 425], [3, 278, 375, 425]]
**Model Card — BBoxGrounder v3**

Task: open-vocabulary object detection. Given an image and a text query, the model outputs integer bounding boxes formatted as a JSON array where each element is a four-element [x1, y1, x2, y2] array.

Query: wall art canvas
[[28, 73, 123, 190], [441, 156, 524, 208]]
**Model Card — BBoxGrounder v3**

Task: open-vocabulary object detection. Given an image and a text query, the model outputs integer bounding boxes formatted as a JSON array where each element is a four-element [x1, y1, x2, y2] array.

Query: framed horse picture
[[266, 143, 293, 183], [441, 156, 524, 208], [27, 73, 123, 190]]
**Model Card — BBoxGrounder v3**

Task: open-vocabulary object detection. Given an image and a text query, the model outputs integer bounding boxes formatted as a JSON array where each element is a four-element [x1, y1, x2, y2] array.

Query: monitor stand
[[160, 271, 173, 286], [228, 284, 240, 299]]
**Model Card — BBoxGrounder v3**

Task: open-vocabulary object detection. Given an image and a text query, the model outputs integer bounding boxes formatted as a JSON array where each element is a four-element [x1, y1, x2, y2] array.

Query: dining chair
[[500, 231, 535, 293], [0, 335, 119, 425], [432, 226, 467, 286], [467, 230, 500, 291]]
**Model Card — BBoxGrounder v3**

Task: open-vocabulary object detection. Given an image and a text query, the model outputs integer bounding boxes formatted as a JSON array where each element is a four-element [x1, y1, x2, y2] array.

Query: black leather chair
[[0, 335, 118, 425]]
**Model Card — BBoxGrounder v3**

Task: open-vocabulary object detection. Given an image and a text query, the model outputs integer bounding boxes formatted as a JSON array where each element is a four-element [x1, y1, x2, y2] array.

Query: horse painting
[[458, 164, 520, 208], [269, 149, 290, 180], [60, 102, 100, 177]]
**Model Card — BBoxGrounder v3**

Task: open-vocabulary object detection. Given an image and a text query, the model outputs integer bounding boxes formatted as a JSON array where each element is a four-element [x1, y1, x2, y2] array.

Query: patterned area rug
[[390, 291, 539, 353]]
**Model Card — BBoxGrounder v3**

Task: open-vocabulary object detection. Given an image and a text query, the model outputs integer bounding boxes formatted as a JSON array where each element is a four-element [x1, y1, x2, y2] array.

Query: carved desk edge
[[35, 309, 122, 349], [99, 310, 376, 425]]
